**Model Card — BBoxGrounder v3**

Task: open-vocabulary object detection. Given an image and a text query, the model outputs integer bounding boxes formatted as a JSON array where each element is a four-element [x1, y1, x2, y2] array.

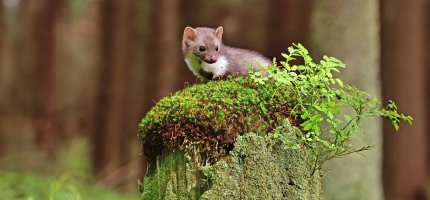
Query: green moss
[[139, 133, 322, 200], [138, 77, 300, 163]]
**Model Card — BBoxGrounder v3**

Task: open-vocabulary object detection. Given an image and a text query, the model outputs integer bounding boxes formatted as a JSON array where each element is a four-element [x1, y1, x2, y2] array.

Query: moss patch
[[139, 77, 300, 163]]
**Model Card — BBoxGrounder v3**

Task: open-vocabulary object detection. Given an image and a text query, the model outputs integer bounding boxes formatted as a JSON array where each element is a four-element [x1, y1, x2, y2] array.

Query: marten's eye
[[199, 46, 206, 52], [215, 46, 219, 51]]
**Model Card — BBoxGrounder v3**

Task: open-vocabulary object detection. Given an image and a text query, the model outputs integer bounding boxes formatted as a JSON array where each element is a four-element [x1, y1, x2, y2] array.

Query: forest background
[[0, 0, 428, 200]]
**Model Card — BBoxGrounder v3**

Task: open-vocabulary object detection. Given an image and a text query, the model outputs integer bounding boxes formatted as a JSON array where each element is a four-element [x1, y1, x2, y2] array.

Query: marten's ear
[[183, 27, 197, 41], [215, 26, 223, 39]]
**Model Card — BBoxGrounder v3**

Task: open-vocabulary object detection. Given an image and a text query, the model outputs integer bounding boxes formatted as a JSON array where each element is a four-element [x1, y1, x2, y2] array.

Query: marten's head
[[182, 26, 223, 64]]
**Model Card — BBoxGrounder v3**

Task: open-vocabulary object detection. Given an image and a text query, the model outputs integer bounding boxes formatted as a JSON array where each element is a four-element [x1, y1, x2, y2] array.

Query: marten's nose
[[206, 56, 217, 64]]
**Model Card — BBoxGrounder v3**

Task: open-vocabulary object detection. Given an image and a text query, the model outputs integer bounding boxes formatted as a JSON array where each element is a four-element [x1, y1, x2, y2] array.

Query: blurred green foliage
[[0, 171, 138, 200], [0, 138, 139, 200]]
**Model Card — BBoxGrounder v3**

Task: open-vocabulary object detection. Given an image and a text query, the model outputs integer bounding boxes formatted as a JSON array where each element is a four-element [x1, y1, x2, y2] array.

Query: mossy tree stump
[[138, 78, 322, 199]]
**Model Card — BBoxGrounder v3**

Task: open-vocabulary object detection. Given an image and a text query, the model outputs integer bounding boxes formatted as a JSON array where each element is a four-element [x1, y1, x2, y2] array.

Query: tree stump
[[138, 78, 322, 199]]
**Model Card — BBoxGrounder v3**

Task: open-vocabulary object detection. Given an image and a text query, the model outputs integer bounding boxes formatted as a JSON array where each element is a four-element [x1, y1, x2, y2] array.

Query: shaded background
[[0, 0, 428, 199]]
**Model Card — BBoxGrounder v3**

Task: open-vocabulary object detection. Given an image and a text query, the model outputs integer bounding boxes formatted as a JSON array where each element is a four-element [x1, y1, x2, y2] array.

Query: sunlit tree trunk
[[380, 0, 427, 199], [311, 1, 382, 200], [266, 0, 311, 60]]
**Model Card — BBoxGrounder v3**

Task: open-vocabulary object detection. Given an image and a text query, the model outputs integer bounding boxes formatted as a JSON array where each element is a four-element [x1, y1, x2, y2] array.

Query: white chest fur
[[201, 56, 229, 78], [185, 53, 229, 80]]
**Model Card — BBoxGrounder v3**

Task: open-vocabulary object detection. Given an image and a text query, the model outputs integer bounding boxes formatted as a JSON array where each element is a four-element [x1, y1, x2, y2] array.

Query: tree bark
[[310, 1, 382, 200], [380, 0, 427, 199]]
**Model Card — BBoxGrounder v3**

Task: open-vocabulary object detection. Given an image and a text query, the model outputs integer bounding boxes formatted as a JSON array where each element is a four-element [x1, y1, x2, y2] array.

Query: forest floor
[[0, 138, 140, 200]]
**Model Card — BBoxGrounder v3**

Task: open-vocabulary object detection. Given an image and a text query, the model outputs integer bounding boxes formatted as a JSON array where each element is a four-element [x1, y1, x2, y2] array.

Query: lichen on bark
[[139, 133, 322, 200]]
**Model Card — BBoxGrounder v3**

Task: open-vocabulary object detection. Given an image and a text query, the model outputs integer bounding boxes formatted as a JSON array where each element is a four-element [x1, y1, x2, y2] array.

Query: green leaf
[[291, 65, 298, 71], [297, 65, 306, 70], [301, 113, 310, 119], [336, 79, 344, 87], [303, 122, 314, 131], [281, 53, 288, 58]]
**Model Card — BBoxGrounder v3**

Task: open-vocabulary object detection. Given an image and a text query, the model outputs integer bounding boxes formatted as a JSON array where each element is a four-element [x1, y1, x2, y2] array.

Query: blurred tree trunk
[[380, 0, 427, 199], [92, 0, 132, 180], [310, 1, 382, 200], [0, 1, 3, 88], [227, 1, 269, 55], [116, 0, 151, 187], [426, 0, 430, 180], [8, 0, 36, 114], [146, 0, 179, 103], [31, 0, 64, 155], [0, 0, 4, 156], [266, 0, 311, 60], [121, 0, 144, 166], [129, 0, 154, 179], [2, 0, 35, 163]]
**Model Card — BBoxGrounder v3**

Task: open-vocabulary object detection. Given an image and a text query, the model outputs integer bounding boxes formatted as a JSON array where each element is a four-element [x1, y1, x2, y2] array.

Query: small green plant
[[250, 44, 412, 172]]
